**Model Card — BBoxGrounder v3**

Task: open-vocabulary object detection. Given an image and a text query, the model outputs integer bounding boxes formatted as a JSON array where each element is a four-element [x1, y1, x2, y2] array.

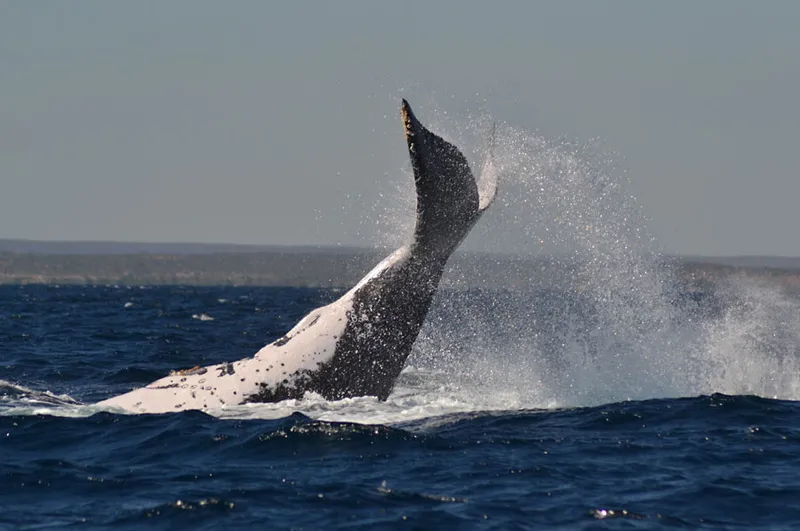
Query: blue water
[[2, 284, 800, 530]]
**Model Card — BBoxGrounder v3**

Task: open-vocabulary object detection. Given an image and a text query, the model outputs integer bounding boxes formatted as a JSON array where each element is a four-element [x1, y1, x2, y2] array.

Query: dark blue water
[[2, 284, 800, 530]]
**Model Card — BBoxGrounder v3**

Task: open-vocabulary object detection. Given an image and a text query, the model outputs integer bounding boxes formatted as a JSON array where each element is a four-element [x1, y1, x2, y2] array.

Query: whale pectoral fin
[[478, 122, 499, 213]]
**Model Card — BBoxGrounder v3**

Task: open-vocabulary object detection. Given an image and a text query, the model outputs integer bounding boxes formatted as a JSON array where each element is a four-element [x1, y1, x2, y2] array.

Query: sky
[[2, 1, 799, 257]]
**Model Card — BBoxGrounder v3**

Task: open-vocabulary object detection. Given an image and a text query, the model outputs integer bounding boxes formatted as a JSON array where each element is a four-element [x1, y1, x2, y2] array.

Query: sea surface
[[2, 283, 800, 530]]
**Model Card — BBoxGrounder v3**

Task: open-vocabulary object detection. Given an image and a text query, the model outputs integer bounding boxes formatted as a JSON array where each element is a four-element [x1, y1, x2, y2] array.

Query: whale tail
[[401, 100, 497, 254]]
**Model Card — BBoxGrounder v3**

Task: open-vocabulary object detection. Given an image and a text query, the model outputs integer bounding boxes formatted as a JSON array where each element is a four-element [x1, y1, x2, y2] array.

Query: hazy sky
[[3, 1, 799, 256]]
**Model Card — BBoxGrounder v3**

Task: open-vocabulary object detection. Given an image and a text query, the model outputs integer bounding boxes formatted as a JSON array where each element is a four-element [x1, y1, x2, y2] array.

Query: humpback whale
[[99, 100, 497, 414]]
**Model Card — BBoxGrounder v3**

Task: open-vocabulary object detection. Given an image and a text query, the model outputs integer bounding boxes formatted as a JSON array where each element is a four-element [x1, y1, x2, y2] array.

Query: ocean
[[2, 282, 800, 530]]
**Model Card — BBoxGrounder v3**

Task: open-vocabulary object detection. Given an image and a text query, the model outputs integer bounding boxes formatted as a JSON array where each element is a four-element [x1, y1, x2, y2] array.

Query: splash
[[692, 276, 800, 399], [393, 108, 800, 409]]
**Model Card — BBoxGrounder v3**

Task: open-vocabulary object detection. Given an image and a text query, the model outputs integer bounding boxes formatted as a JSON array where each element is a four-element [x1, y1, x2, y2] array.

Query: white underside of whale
[[98, 246, 410, 414]]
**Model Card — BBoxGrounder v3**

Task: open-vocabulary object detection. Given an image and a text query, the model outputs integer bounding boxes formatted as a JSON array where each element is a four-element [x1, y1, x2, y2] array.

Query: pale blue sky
[[2, 1, 799, 256]]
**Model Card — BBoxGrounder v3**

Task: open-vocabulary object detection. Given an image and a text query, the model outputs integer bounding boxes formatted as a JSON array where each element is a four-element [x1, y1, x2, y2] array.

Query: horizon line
[[1, 237, 799, 262]]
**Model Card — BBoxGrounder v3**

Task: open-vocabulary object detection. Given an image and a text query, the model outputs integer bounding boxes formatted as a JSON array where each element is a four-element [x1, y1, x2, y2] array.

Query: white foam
[[143, 366, 553, 425]]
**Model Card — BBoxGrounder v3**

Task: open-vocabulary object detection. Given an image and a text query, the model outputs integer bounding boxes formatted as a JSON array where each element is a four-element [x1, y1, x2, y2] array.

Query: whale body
[[99, 100, 497, 413]]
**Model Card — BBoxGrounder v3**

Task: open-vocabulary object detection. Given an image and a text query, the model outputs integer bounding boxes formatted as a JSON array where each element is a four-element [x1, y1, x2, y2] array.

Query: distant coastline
[[1, 239, 799, 290], [0, 238, 364, 256]]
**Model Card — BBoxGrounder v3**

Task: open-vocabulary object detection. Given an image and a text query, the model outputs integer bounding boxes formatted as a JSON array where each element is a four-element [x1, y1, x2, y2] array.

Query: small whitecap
[[192, 313, 215, 321], [124, 302, 134, 308]]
